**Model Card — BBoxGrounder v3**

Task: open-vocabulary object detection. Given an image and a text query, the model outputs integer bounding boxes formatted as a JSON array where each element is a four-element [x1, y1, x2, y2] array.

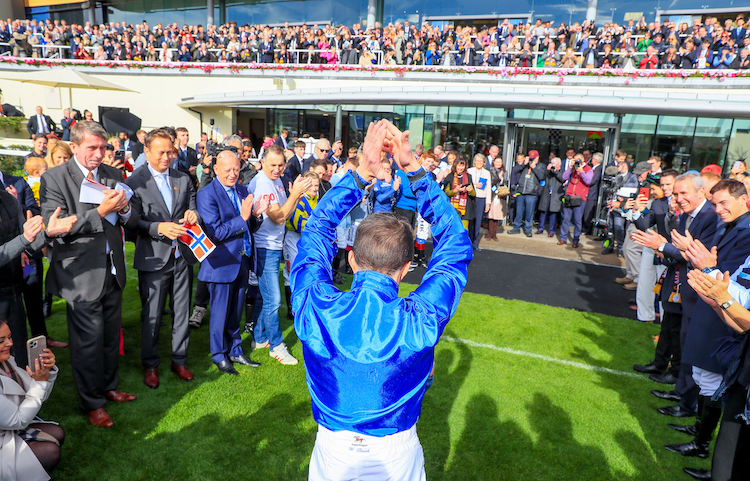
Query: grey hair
[[70, 120, 108, 145], [592, 152, 604, 163], [222, 134, 243, 146], [675, 171, 705, 191]]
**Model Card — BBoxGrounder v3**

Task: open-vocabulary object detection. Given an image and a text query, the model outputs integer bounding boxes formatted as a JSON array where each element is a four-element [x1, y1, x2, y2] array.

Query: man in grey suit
[[126, 129, 199, 389], [40, 121, 136, 429]]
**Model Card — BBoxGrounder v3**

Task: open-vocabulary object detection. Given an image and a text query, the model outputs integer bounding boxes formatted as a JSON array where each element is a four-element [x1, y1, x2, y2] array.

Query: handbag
[[496, 185, 510, 198], [563, 195, 583, 207]]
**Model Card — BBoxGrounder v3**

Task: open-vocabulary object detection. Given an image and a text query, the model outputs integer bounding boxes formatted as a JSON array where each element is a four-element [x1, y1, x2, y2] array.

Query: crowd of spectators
[[1, 13, 750, 69]]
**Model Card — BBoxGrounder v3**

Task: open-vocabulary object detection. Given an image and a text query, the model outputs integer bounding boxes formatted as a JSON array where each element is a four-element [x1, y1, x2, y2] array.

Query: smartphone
[[26, 335, 47, 372], [639, 186, 650, 199], [114, 149, 126, 164]]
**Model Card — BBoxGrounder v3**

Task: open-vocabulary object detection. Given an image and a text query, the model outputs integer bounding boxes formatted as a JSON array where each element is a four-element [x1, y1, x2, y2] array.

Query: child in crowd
[[24, 156, 48, 205], [282, 170, 320, 319], [371, 158, 402, 213]]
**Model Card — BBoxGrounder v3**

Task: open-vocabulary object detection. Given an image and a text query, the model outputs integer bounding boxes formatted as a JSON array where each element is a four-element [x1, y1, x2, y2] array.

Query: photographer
[[536, 157, 565, 237], [508, 150, 545, 237], [603, 157, 638, 256], [618, 162, 654, 290], [558, 154, 593, 248]]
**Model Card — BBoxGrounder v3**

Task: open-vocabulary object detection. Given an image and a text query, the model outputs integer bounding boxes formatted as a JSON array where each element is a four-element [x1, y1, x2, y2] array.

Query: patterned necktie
[[87, 171, 94, 181]]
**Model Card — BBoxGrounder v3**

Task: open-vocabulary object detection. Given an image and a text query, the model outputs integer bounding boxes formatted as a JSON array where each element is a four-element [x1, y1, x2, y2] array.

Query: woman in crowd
[[729, 160, 748, 180], [487, 155, 508, 240], [661, 45, 681, 69], [637, 31, 652, 52], [0, 317, 64, 480], [443, 156, 476, 234], [467, 153, 492, 250], [45, 141, 72, 169]]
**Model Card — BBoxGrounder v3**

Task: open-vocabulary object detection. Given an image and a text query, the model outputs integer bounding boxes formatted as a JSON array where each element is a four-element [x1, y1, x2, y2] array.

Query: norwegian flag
[[178, 223, 216, 262]]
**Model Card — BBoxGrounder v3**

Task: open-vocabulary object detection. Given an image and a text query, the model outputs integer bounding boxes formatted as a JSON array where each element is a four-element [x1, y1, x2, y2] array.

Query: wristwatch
[[119, 205, 131, 215], [701, 267, 716, 274], [720, 299, 735, 310], [658, 242, 666, 253]]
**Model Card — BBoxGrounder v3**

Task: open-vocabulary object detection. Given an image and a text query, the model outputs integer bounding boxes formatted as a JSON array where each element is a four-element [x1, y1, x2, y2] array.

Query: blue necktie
[[157, 173, 173, 215], [231, 188, 253, 256]]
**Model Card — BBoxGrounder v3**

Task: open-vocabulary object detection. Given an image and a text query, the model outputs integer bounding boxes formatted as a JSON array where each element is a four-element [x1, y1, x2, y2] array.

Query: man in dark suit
[[274, 128, 290, 150], [26, 106, 56, 138], [126, 129, 200, 389], [196, 150, 268, 375], [175, 127, 200, 186], [632, 172, 719, 419], [582, 152, 603, 234], [40, 121, 136, 428], [667, 179, 750, 463], [302, 139, 331, 173], [60, 108, 75, 141], [260, 34, 274, 63]]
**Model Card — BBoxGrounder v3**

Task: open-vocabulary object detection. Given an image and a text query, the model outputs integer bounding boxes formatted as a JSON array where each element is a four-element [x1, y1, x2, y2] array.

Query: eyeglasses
[[318, 149, 330, 153]]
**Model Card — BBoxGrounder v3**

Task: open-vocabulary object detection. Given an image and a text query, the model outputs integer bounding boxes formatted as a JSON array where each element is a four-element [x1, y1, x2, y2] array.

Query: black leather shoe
[[651, 389, 681, 402], [649, 372, 678, 384], [658, 405, 697, 418], [683, 467, 711, 480], [668, 423, 698, 436], [665, 440, 709, 458], [634, 363, 663, 374], [215, 360, 238, 376], [229, 355, 261, 367]]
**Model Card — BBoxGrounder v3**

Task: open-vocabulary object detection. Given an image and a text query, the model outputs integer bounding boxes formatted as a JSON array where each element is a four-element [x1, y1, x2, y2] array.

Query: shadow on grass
[[443, 392, 618, 480]]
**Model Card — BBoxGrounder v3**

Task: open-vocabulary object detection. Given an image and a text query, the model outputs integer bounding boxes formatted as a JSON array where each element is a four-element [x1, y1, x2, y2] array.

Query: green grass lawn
[[36, 248, 706, 480]]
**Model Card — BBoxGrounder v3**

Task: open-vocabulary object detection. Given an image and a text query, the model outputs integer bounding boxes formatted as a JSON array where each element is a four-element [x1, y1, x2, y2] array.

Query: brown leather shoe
[[144, 368, 159, 389], [171, 363, 194, 382], [47, 339, 69, 348], [87, 408, 114, 428], [105, 390, 137, 403], [572, 241, 579, 248], [557, 240, 567, 245]]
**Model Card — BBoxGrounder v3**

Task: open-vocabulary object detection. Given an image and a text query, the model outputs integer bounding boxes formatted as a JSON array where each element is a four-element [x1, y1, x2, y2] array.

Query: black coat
[[537, 168, 565, 213]]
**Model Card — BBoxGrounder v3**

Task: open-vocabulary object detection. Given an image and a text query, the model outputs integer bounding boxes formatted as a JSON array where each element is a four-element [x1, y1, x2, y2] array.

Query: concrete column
[[367, 0, 376, 28], [219, 0, 226, 25], [335, 105, 342, 142], [586, 0, 598, 22], [207, 0, 214, 26]]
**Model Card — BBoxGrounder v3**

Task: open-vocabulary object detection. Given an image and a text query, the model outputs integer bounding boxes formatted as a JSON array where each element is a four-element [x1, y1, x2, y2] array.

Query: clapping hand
[[45, 207, 77, 237], [685, 239, 717, 270], [253, 195, 270, 217], [5, 185, 17, 199], [23, 215, 45, 242], [631, 228, 667, 250], [687, 269, 731, 308], [291, 175, 314, 199], [670, 229, 693, 252]]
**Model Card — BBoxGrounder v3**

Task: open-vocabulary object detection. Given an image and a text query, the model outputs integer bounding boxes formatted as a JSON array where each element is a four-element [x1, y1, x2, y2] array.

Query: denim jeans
[[560, 204, 585, 242], [252, 248, 284, 350], [513, 194, 537, 234]]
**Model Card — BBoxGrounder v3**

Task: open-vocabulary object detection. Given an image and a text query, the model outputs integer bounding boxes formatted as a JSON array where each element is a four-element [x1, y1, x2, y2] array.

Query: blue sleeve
[[408, 171, 474, 327], [291, 172, 365, 304]]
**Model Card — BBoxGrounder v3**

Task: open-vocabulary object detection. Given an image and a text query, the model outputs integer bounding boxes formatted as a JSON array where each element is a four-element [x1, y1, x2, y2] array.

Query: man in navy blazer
[[196, 150, 269, 375], [632, 172, 718, 418], [668, 179, 750, 460]]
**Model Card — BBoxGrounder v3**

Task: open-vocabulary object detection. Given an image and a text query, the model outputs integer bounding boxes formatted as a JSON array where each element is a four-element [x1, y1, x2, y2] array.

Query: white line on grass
[[442, 336, 645, 379]]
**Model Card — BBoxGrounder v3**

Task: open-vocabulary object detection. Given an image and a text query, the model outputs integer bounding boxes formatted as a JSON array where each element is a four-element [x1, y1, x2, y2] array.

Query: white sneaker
[[188, 306, 206, 328], [251, 339, 270, 350], [270, 343, 298, 365]]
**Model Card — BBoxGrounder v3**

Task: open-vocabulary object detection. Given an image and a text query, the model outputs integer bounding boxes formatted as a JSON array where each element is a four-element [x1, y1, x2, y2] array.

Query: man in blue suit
[[196, 150, 269, 375]]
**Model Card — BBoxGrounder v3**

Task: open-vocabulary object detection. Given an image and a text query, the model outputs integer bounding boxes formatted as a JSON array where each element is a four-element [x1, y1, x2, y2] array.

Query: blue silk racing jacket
[[290, 168, 473, 436]]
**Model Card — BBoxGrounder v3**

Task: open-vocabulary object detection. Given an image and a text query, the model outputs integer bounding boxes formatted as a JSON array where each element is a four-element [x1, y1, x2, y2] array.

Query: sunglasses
[[318, 148, 330, 153]]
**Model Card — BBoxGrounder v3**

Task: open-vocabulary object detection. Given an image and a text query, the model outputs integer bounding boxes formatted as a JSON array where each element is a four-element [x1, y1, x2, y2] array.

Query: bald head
[[315, 139, 331, 160], [214, 150, 241, 187]]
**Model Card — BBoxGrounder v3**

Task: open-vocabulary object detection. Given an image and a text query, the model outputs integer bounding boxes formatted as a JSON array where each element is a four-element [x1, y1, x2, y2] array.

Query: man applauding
[[291, 120, 473, 479]]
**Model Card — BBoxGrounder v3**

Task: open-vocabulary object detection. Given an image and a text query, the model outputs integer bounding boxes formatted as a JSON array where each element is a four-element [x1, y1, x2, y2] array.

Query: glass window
[[727, 120, 750, 175], [691, 118, 732, 172], [656, 116, 697, 137], [476, 108, 506, 155], [511, 109, 543, 120], [621, 114, 658, 135], [424, 106, 448, 150], [447, 107, 477, 157], [581, 112, 616, 124], [543, 110, 581, 122]]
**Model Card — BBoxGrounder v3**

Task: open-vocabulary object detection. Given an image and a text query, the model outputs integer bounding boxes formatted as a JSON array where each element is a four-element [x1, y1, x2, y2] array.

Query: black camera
[[572, 159, 582, 169], [206, 140, 222, 158]]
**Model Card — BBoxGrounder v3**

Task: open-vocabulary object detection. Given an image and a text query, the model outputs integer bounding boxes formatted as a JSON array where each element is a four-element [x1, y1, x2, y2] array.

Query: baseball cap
[[701, 164, 723, 176], [528, 150, 539, 159], [633, 161, 651, 175]]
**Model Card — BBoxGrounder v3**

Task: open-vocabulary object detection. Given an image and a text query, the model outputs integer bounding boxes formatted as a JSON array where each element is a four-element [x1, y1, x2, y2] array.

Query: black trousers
[[653, 309, 682, 377], [23, 251, 47, 338], [66, 270, 122, 412], [582, 196, 598, 232], [138, 255, 191, 368], [0, 292, 28, 368], [194, 278, 210, 308], [676, 312, 698, 411], [712, 382, 750, 481]]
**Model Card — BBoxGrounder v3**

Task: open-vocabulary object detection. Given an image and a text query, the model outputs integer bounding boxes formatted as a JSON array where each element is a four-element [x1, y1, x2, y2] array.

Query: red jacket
[[563, 164, 594, 201]]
